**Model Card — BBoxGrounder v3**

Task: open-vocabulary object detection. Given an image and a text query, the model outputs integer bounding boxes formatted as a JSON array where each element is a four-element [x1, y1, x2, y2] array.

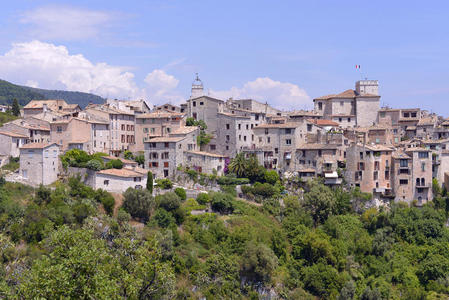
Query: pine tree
[[147, 171, 153, 194], [11, 98, 20, 116]]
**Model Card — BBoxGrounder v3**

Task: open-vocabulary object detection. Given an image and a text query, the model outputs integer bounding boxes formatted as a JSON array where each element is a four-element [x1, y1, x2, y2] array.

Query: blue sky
[[0, 1, 448, 114]]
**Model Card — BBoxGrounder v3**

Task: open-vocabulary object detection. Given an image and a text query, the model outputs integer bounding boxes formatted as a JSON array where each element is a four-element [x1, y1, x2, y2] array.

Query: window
[[243, 136, 247, 142], [421, 162, 425, 171], [411, 112, 417, 118], [285, 139, 291, 145], [226, 146, 229, 150], [374, 171, 378, 180], [307, 124, 312, 132], [192, 113, 197, 119], [400, 159, 408, 167], [239, 135, 241, 141], [104, 180, 109, 186], [318, 150, 322, 157], [360, 152, 363, 159], [358, 162, 365, 170], [259, 137, 262, 142], [374, 161, 379, 170], [121, 124, 125, 131], [340, 101, 344, 106], [418, 152, 429, 158], [339, 118, 342, 122], [375, 138, 380, 144], [121, 135, 125, 143], [275, 148, 278, 154], [57, 126, 62, 133], [210, 144, 216, 150], [285, 128, 292, 134], [193, 101, 196, 107], [385, 171, 390, 180], [226, 135, 230, 141], [380, 112, 385, 118], [246, 124, 249, 130], [267, 137, 271, 143], [226, 124, 230, 130], [165, 142, 169, 148], [265, 129, 269, 135], [162, 152, 169, 159], [134, 177, 141, 182], [238, 124, 241, 130], [400, 179, 408, 185], [200, 102, 204, 105], [318, 102, 323, 110], [348, 118, 351, 122], [164, 162, 169, 168]]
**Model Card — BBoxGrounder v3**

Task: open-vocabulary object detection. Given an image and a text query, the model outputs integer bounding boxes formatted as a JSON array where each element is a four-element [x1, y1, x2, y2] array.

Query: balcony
[[416, 182, 431, 188]]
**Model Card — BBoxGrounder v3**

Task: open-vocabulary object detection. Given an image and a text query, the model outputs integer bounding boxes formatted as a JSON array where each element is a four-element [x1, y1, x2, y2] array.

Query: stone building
[[296, 143, 342, 185], [19, 143, 60, 186], [215, 112, 254, 156], [23, 100, 81, 118], [184, 151, 227, 175], [94, 167, 148, 193], [144, 130, 197, 178], [106, 99, 151, 115], [84, 105, 135, 156], [0, 130, 29, 158], [345, 144, 394, 200], [133, 111, 184, 151], [154, 103, 184, 113], [391, 148, 433, 205], [50, 117, 109, 154], [251, 121, 322, 171], [313, 80, 380, 128], [2, 118, 51, 143]]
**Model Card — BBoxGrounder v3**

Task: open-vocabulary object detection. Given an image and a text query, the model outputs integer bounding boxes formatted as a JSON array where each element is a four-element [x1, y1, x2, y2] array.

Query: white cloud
[[0, 40, 142, 99], [211, 77, 311, 110], [144, 69, 184, 104], [20, 6, 113, 41]]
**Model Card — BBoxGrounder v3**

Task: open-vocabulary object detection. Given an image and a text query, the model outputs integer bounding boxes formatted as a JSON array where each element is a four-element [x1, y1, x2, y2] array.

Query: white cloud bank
[[211, 77, 311, 110], [144, 70, 184, 104], [20, 6, 113, 41], [0, 40, 142, 99]]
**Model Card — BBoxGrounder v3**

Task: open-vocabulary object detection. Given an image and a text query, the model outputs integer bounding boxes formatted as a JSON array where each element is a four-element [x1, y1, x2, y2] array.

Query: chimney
[[43, 103, 48, 112]]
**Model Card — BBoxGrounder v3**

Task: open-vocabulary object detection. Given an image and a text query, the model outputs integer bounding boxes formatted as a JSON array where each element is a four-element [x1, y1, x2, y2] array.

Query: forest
[[0, 79, 104, 108], [0, 154, 448, 299]]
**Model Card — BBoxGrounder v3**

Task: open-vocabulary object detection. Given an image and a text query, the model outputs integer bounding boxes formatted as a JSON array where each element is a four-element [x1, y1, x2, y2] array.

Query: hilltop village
[[0, 76, 446, 205]]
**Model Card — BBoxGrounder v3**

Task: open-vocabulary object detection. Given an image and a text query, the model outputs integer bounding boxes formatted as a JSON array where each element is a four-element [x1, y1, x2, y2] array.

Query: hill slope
[[22, 86, 105, 108], [0, 79, 105, 108]]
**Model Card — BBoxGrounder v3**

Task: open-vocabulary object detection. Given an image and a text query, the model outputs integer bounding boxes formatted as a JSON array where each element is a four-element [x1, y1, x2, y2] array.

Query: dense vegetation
[[0, 79, 104, 108], [0, 153, 449, 298]]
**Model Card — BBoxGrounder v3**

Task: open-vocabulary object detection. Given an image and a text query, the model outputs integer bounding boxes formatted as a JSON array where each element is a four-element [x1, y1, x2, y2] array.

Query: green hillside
[[0, 79, 105, 108], [0, 79, 45, 106], [22, 86, 105, 108]]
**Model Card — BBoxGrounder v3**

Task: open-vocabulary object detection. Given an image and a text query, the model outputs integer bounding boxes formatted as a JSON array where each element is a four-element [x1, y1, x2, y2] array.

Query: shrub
[[186, 169, 198, 181], [252, 182, 278, 198], [117, 208, 130, 224], [123, 150, 134, 160], [86, 159, 103, 171], [196, 193, 210, 205], [264, 170, 280, 185], [122, 188, 154, 222], [106, 159, 123, 169], [153, 208, 176, 228], [156, 178, 173, 190], [73, 202, 96, 224], [217, 176, 250, 186], [210, 192, 235, 214], [95, 189, 115, 216], [156, 192, 181, 212], [147, 171, 153, 193], [174, 188, 187, 201], [240, 185, 253, 195]]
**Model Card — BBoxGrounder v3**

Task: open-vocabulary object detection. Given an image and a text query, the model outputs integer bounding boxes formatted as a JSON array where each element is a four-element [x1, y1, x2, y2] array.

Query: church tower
[[190, 73, 204, 99]]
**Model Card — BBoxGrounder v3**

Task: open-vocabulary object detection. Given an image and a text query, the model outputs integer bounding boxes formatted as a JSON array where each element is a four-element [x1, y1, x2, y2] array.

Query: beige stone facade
[[19, 143, 60, 186]]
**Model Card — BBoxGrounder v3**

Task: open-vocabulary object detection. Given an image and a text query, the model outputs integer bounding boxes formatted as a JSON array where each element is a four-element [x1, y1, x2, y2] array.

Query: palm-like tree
[[227, 153, 247, 177]]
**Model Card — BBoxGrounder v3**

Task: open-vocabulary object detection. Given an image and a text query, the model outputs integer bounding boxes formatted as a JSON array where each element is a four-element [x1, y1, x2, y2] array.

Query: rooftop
[[146, 136, 185, 143], [97, 168, 146, 178], [20, 142, 58, 149], [186, 151, 226, 158]]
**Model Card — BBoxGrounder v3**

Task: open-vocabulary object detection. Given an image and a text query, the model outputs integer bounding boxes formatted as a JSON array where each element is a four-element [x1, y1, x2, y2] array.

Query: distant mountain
[[0, 79, 105, 108], [22, 86, 105, 108]]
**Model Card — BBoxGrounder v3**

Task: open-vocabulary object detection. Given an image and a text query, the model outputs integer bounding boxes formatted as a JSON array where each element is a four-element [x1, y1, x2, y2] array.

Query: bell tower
[[190, 73, 204, 99]]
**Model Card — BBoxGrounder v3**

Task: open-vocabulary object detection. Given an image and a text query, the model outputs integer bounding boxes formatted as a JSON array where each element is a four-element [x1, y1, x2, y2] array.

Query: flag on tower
[[355, 65, 361, 69]]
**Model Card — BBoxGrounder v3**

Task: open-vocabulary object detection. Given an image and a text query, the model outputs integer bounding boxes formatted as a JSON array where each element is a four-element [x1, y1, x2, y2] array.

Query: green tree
[[123, 150, 134, 160], [197, 131, 212, 150], [240, 241, 278, 283], [174, 187, 186, 201], [122, 188, 154, 222], [11, 98, 20, 116], [264, 170, 280, 184], [227, 153, 247, 177], [147, 171, 153, 193], [134, 154, 145, 167], [210, 192, 235, 214], [303, 181, 335, 226]]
